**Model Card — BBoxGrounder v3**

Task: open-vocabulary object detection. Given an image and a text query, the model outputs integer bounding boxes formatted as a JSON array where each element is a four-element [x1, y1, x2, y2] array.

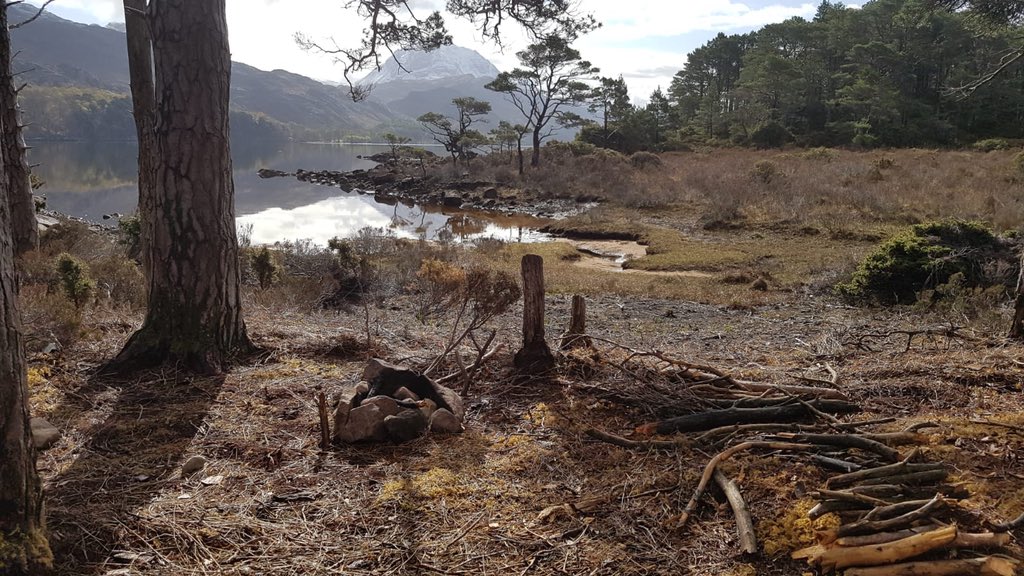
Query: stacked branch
[[793, 453, 1019, 575]]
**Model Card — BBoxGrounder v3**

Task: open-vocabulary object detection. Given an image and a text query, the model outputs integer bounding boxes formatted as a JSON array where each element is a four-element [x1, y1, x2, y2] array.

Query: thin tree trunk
[[560, 294, 592, 350], [0, 85, 51, 574], [107, 0, 253, 374], [0, 7, 37, 256], [531, 128, 541, 167], [516, 138, 524, 175], [122, 0, 155, 277], [514, 254, 554, 374]]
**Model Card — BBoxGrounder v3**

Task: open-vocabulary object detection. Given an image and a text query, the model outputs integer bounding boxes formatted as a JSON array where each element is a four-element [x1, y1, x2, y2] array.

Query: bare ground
[[30, 293, 1024, 575]]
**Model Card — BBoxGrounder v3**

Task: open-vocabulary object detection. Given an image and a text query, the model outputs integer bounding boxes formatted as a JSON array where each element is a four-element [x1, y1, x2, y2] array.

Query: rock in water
[[30, 417, 60, 450], [384, 410, 428, 443]]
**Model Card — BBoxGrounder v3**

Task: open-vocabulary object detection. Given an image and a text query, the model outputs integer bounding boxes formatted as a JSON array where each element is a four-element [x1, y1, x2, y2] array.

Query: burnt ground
[[29, 294, 1024, 575]]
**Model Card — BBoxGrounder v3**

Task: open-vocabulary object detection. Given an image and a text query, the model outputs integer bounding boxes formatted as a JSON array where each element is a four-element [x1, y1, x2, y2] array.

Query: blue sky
[[45, 0, 825, 101]]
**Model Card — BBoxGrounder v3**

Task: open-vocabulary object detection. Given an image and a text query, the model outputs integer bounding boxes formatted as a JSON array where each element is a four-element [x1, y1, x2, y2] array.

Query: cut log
[[835, 525, 941, 547], [713, 470, 757, 554], [643, 403, 857, 435], [559, 295, 593, 351], [795, 525, 956, 571], [842, 556, 1018, 576]]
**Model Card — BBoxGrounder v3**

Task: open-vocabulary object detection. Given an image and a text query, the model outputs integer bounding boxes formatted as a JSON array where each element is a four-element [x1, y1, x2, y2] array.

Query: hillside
[[7, 3, 398, 141]]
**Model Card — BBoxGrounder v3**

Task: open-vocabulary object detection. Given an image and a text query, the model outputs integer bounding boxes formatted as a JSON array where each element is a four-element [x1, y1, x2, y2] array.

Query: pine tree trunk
[[107, 0, 253, 374], [0, 7, 38, 256], [122, 0, 156, 277], [1010, 252, 1024, 339], [514, 254, 554, 374], [0, 83, 51, 574]]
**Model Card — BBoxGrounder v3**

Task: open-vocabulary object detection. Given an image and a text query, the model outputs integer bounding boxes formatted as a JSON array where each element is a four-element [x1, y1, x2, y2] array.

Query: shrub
[[55, 252, 94, 308], [801, 147, 837, 162], [973, 138, 1011, 152], [90, 254, 145, 307], [117, 214, 141, 259], [836, 219, 1010, 304], [872, 156, 896, 170], [251, 246, 281, 290], [751, 160, 781, 185], [750, 121, 791, 149], [1014, 151, 1024, 177], [629, 151, 663, 169]]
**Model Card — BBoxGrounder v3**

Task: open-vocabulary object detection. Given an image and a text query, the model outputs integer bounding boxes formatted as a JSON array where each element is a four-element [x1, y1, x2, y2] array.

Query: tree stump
[[513, 254, 555, 374], [560, 294, 593, 350]]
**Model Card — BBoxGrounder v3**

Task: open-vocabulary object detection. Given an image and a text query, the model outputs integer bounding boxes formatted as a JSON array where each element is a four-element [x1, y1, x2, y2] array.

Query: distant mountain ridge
[[6, 4, 561, 143], [359, 46, 499, 85], [7, 3, 399, 140]]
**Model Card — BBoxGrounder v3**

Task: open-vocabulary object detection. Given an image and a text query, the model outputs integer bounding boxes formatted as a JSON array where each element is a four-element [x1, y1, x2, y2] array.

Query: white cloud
[[47, 0, 818, 101]]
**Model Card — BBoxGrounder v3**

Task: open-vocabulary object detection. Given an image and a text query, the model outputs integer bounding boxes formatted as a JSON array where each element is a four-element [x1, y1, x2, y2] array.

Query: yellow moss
[[524, 402, 561, 427], [377, 467, 461, 503], [724, 564, 757, 576], [758, 498, 839, 557], [26, 366, 50, 387]]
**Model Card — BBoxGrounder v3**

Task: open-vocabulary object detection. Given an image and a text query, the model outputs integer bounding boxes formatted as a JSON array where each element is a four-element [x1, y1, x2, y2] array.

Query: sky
[[46, 0, 822, 102]]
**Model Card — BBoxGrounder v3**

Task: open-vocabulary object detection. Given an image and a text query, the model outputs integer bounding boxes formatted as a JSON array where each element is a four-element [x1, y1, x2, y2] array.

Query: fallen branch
[[994, 510, 1024, 531], [772, 432, 901, 462], [712, 470, 757, 554], [831, 494, 946, 539], [827, 460, 947, 489], [640, 403, 857, 436], [584, 428, 681, 450], [675, 441, 819, 529]]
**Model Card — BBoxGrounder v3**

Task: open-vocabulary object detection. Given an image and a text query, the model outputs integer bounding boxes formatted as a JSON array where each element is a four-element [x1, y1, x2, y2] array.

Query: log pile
[[792, 455, 1020, 575]]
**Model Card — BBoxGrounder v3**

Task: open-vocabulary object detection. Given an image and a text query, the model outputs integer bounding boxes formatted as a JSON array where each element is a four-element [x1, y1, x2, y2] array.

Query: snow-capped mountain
[[359, 45, 500, 85]]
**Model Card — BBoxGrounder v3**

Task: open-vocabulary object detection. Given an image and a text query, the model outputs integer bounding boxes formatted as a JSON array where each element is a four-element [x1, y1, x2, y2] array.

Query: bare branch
[[10, 0, 56, 29]]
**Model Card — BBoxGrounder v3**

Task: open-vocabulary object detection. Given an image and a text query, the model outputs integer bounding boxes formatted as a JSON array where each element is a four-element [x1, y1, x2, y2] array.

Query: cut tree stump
[[560, 295, 593, 351], [514, 254, 555, 374]]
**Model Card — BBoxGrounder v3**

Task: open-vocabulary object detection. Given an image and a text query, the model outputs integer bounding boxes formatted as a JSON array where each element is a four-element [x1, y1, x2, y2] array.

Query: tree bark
[[106, 0, 253, 375], [1010, 252, 1024, 338], [0, 7, 37, 256], [0, 78, 51, 574], [122, 0, 156, 277], [513, 254, 554, 374]]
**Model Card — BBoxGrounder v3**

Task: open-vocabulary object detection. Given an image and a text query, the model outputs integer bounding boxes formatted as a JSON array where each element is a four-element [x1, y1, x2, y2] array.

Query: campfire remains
[[332, 358, 465, 443]]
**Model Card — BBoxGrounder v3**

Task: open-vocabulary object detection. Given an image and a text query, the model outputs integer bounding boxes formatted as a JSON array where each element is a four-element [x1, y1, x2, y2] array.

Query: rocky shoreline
[[258, 160, 597, 220]]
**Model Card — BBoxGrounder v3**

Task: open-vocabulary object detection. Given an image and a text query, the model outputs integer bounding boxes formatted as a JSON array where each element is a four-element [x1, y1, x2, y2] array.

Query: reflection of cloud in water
[[238, 195, 549, 246]]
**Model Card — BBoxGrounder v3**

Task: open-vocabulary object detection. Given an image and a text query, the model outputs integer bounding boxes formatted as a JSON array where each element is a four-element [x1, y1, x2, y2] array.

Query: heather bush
[[55, 252, 94, 308]]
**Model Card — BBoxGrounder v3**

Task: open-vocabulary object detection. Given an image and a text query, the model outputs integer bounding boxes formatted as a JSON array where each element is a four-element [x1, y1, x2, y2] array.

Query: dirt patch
[[559, 238, 715, 277]]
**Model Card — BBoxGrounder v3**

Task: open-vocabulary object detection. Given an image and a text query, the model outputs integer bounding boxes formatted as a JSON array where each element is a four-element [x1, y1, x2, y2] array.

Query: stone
[[429, 409, 463, 434], [257, 168, 289, 178], [30, 417, 60, 450], [442, 196, 463, 208], [339, 404, 386, 443], [419, 398, 437, 421], [483, 187, 499, 199], [383, 410, 428, 443], [434, 384, 465, 422], [362, 395, 401, 418], [331, 381, 370, 442], [393, 386, 419, 402], [750, 277, 769, 291], [181, 455, 207, 476]]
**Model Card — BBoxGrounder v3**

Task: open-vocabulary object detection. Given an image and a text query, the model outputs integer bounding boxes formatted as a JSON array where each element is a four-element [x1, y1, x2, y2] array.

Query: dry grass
[[29, 290, 1024, 575]]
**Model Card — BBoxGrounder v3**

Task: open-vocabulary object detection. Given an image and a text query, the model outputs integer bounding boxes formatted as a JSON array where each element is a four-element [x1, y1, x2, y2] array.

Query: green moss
[[0, 527, 54, 574]]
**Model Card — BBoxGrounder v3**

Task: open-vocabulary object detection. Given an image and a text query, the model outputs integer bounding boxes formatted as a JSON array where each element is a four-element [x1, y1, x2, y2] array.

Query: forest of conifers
[[584, 0, 1024, 152]]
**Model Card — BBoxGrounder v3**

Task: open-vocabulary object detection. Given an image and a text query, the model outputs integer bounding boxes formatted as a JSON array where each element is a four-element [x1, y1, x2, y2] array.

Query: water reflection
[[28, 140, 548, 245], [239, 196, 548, 246]]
